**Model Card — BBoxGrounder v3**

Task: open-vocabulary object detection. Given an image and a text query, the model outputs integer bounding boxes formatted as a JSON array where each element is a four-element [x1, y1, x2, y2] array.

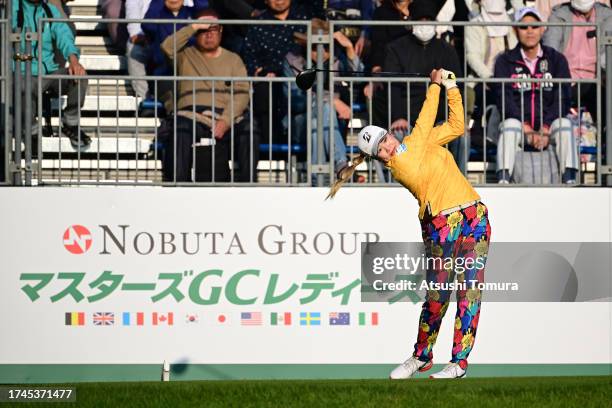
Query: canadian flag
[[152, 312, 174, 325]]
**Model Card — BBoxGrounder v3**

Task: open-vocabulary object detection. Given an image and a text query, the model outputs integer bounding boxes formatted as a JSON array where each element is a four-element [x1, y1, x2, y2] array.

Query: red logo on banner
[[63, 225, 92, 254]]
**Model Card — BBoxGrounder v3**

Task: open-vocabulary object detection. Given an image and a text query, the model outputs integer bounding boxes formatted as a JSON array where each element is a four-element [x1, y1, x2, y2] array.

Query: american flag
[[93, 312, 114, 326], [241, 312, 262, 326]]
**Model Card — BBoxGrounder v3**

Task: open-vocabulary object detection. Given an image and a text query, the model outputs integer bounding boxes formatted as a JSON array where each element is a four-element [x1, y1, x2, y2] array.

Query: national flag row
[[65, 312, 379, 327], [65, 312, 173, 326]]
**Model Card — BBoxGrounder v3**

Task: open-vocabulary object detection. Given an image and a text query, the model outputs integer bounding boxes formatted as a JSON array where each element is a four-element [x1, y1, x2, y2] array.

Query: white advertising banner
[[0, 187, 610, 365]]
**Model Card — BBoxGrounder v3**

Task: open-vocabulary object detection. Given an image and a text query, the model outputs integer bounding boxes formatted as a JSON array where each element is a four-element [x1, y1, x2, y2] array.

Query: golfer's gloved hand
[[441, 70, 457, 90]]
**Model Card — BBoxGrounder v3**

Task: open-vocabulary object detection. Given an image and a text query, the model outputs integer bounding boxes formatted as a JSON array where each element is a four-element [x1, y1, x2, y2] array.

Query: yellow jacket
[[386, 85, 480, 219]]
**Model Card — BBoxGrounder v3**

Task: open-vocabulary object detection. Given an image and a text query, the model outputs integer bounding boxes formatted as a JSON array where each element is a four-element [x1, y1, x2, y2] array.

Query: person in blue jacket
[[12, 0, 90, 148], [493, 7, 578, 184], [141, 0, 208, 111]]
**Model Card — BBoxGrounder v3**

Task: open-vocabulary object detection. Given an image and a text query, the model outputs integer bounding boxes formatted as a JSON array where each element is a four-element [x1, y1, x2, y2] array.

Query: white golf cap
[[514, 6, 543, 22], [358, 125, 388, 158]]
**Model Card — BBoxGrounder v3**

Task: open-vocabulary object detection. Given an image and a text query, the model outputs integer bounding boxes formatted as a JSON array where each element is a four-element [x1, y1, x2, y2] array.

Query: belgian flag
[[65, 312, 85, 326]]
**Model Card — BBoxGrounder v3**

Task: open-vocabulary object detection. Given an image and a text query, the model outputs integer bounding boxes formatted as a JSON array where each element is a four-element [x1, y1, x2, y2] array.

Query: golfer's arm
[[405, 84, 441, 144], [430, 88, 465, 145]]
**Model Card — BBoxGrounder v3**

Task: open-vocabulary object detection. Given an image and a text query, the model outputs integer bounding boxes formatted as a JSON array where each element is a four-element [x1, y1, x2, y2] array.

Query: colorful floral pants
[[413, 202, 491, 370]]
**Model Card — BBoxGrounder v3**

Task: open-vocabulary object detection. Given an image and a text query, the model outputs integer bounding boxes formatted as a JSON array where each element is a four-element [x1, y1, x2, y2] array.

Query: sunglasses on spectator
[[518, 25, 539, 30], [197, 25, 221, 35]]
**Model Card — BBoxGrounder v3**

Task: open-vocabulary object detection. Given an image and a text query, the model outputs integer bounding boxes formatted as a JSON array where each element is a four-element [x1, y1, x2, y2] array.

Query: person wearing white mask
[[465, 0, 518, 147], [466, 0, 517, 79], [383, 0, 465, 172], [535, 0, 610, 22], [543, 0, 612, 124]]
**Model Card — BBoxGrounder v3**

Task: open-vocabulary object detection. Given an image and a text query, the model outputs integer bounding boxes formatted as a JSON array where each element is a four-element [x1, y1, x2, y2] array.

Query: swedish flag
[[300, 312, 321, 326]]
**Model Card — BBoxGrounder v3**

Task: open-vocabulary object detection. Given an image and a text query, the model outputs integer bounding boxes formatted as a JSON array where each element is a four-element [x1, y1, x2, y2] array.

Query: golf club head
[[296, 69, 316, 91]]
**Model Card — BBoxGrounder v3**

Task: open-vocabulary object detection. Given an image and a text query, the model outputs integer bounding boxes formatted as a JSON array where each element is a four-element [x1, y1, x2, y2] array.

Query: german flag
[[65, 312, 85, 326]]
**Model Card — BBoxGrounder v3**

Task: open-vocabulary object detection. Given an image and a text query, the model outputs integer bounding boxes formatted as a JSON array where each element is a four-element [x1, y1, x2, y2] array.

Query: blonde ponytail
[[326, 153, 368, 200]]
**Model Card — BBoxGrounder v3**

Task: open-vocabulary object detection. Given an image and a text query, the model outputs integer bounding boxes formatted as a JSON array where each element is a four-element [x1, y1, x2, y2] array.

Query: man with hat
[[493, 7, 578, 184]]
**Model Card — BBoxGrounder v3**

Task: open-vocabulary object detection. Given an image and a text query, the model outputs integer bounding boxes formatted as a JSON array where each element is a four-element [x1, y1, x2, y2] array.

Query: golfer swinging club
[[329, 69, 491, 379]]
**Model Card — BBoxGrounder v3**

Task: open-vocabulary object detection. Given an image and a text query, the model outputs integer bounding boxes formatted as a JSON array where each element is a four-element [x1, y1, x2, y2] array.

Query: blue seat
[[140, 99, 164, 110], [352, 103, 366, 113], [259, 144, 305, 154], [580, 146, 597, 155]]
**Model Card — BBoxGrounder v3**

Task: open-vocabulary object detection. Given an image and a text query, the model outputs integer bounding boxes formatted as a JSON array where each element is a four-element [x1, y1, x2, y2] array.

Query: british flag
[[93, 312, 115, 326]]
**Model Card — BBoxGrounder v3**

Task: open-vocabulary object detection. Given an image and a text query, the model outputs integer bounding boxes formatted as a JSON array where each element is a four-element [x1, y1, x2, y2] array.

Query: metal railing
[[0, 0, 10, 185], [4, 15, 612, 186], [18, 18, 315, 185], [329, 20, 609, 186]]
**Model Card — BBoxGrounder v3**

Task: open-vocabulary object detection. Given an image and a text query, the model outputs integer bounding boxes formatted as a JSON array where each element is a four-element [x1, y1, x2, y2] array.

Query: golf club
[[295, 68, 427, 91]]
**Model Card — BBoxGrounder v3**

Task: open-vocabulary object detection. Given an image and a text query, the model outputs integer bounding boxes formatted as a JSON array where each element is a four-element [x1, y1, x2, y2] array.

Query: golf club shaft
[[309, 68, 425, 77]]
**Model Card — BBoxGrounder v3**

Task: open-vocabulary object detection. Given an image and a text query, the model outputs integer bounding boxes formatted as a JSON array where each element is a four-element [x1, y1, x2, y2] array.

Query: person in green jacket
[[12, 0, 91, 148]]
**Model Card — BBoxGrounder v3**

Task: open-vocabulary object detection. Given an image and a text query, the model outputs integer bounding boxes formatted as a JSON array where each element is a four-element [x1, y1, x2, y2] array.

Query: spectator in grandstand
[[12, 0, 91, 148], [294, 27, 362, 177], [493, 7, 578, 184], [160, 10, 254, 182], [465, 0, 517, 84], [465, 0, 517, 147], [315, 0, 376, 57], [141, 0, 208, 111], [384, 0, 465, 171], [47, 0, 75, 33], [126, 0, 153, 100], [366, 0, 411, 128], [208, 0, 263, 53], [536, 0, 609, 22], [142, 0, 209, 77], [242, 0, 311, 146], [101, 0, 129, 54], [543, 0, 611, 124]]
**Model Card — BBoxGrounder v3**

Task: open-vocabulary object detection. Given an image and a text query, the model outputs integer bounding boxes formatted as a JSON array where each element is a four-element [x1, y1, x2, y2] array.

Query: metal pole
[[3, 0, 13, 185], [605, 29, 612, 186], [37, 18, 43, 185], [23, 29, 32, 186], [306, 21, 312, 185], [328, 22, 335, 183], [12, 31, 22, 185], [316, 29, 325, 187]]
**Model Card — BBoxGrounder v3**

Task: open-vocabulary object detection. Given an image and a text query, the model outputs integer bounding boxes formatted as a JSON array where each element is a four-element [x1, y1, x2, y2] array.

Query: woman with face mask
[[543, 0, 612, 124], [328, 69, 491, 380], [366, 1, 413, 146], [535, 0, 610, 21], [465, 0, 517, 148], [383, 1, 465, 171]]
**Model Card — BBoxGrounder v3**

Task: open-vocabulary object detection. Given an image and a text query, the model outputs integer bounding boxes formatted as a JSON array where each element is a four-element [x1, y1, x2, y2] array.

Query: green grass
[[9, 376, 612, 408]]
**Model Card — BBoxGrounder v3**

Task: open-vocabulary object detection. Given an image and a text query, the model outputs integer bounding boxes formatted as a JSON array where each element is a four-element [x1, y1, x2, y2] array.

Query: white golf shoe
[[389, 356, 433, 379], [429, 362, 467, 379]]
